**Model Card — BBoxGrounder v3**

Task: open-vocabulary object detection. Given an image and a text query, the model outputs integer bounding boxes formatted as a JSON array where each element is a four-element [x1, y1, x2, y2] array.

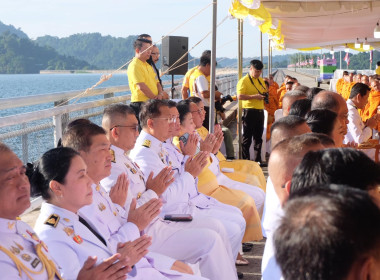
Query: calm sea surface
[[0, 73, 179, 161]]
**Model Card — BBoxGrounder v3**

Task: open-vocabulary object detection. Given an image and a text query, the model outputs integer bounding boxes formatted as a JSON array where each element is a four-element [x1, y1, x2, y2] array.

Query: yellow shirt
[[237, 74, 266, 109], [376, 67, 380, 76], [127, 57, 158, 102], [182, 67, 197, 88]]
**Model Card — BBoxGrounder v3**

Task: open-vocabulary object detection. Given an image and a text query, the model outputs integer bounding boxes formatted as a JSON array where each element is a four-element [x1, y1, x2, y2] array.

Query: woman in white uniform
[[31, 147, 207, 280], [0, 142, 129, 280]]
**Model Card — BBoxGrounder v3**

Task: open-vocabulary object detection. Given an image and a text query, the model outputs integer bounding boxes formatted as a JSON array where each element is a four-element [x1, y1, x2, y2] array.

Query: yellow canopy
[[229, 0, 380, 51]]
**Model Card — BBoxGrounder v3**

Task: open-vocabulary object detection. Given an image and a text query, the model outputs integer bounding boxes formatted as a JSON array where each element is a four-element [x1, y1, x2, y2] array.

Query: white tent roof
[[261, 0, 380, 49]]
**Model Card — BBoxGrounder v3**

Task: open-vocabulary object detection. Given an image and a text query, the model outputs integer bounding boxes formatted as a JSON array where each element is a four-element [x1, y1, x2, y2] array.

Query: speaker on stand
[[161, 36, 189, 98]]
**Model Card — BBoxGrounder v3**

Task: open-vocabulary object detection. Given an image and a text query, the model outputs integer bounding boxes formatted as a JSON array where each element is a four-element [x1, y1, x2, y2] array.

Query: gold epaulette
[[142, 140, 151, 148], [110, 149, 116, 163], [44, 214, 60, 228]]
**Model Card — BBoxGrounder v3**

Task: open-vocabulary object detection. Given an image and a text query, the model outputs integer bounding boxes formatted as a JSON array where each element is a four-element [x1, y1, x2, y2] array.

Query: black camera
[[260, 92, 269, 104]]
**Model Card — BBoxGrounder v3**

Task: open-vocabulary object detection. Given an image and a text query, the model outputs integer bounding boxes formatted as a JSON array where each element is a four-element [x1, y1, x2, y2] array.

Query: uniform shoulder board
[[44, 214, 60, 228], [110, 149, 116, 163], [142, 140, 151, 148]]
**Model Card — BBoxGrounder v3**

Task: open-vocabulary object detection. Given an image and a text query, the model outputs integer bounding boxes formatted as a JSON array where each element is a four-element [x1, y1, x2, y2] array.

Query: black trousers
[[242, 108, 264, 162], [202, 106, 210, 131], [130, 102, 144, 130]]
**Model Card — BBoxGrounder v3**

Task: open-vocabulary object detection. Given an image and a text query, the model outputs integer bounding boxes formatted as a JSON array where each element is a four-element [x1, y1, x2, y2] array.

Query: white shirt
[[193, 75, 210, 107], [344, 99, 372, 144], [0, 217, 61, 280]]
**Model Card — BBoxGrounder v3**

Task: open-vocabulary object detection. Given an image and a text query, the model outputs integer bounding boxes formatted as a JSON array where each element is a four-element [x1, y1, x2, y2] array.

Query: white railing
[[0, 74, 238, 164]]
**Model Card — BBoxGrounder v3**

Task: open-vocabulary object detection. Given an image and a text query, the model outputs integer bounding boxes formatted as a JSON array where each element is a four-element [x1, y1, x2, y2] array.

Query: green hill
[[0, 20, 28, 39], [0, 32, 94, 74], [36, 33, 138, 69]]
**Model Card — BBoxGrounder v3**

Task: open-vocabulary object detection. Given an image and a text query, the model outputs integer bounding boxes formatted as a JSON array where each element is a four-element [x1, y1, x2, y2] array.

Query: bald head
[[311, 90, 349, 135], [269, 133, 325, 205], [270, 115, 311, 149], [282, 90, 307, 116]]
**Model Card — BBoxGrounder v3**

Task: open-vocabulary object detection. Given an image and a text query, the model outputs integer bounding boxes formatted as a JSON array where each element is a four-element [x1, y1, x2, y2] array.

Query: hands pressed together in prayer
[[77, 253, 131, 280], [146, 166, 175, 196]]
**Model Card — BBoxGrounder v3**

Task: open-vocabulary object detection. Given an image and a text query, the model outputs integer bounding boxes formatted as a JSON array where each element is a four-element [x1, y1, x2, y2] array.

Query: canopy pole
[[238, 19, 243, 159], [268, 39, 271, 75], [209, 0, 217, 133], [260, 32, 263, 77]]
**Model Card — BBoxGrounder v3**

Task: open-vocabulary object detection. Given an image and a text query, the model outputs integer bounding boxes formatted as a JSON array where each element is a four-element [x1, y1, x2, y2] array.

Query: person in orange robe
[[361, 79, 380, 130], [340, 73, 355, 101], [336, 71, 349, 95], [264, 80, 279, 140]]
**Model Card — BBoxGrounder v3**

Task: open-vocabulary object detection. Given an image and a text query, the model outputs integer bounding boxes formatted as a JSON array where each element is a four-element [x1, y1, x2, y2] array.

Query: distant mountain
[[0, 33, 94, 74], [36, 33, 138, 69], [0, 20, 28, 39]]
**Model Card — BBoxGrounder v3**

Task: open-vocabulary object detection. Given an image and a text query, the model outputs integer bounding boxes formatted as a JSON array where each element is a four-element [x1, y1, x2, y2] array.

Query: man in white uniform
[[129, 99, 245, 268], [262, 134, 324, 280], [100, 103, 238, 280], [262, 116, 311, 237], [344, 83, 378, 144]]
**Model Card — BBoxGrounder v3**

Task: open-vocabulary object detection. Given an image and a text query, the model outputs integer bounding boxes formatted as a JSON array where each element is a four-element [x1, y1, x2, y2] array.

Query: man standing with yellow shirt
[[127, 37, 165, 122], [237, 60, 267, 163]]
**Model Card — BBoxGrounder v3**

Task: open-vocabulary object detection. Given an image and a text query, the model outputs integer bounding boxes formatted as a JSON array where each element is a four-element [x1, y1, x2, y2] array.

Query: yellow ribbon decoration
[[0, 244, 63, 280]]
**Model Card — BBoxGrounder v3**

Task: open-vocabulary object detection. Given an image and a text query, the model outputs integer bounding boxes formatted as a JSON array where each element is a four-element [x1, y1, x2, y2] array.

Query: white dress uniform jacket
[[260, 180, 284, 280], [344, 99, 372, 144], [101, 145, 238, 280], [35, 203, 206, 280], [79, 183, 183, 271], [0, 218, 62, 280], [130, 131, 244, 266]]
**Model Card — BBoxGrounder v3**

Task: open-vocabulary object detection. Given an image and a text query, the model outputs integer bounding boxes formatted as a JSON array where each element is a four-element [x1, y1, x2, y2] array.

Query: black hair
[[377, 61, 380, 67], [288, 99, 312, 118], [62, 121, 106, 152], [133, 34, 152, 50], [27, 147, 79, 200], [176, 100, 191, 124], [306, 87, 323, 100], [286, 81, 294, 86], [349, 82, 371, 99], [103, 103, 135, 119], [275, 184, 380, 280], [270, 115, 306, 136], [187, 96, 202, 104], [139, 99, 168, 128], [306, 109, 338, 137], [290, 148, 380, 195], [250, 59, 263, 70], [167, 100, 177, 108], [200, 53, 211, 67]]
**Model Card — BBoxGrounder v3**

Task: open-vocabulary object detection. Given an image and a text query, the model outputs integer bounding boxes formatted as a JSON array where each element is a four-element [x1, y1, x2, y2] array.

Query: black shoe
[[242, 243, 253, 252], [226, 156, 235, 160], [259, 162, 268, 167], [237, 271, 244, 279]]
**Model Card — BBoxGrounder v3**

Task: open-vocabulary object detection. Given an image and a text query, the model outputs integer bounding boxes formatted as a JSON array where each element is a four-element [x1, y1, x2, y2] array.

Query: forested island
[[0, 20, 378, 74]]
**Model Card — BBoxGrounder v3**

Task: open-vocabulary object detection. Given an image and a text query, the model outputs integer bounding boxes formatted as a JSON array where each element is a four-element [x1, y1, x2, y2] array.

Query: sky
[[0, 0, 302, 60]]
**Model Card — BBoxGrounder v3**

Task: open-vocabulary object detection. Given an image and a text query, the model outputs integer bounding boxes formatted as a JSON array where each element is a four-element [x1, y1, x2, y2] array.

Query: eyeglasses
[[190, 108, 204, 115], [152, 117, 178, 124], [110, 125, 139, 131]]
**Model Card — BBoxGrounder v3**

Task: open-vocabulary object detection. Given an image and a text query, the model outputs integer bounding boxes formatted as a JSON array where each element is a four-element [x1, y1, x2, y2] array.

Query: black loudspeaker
[[161, 36, 188, 75]]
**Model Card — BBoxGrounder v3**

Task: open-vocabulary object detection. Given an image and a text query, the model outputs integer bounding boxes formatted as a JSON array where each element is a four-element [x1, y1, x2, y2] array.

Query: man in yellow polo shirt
[[376, 61, 380, 77], [127, 36, 165, 123], [237, 60, 267, 164]]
